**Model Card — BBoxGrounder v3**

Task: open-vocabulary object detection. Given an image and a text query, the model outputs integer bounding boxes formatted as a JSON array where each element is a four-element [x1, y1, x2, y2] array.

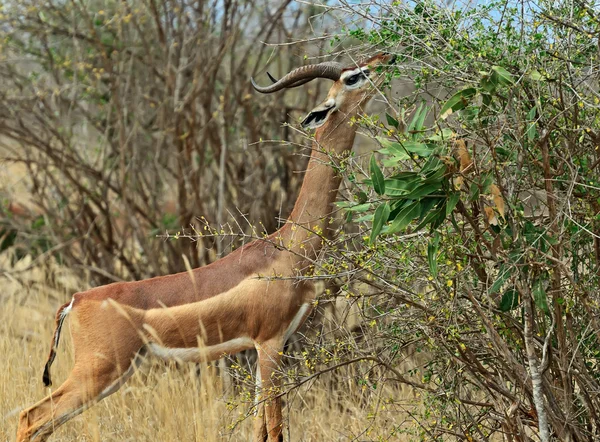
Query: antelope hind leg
[[16, 353, 142, 442]]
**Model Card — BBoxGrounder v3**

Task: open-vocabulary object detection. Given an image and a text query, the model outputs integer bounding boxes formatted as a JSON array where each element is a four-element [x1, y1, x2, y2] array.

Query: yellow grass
[[0, 251, 418, 441]]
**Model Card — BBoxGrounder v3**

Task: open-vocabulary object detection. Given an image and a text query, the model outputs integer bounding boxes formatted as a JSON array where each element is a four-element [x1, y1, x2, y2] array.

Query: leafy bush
[[324, 0, 600, 439]]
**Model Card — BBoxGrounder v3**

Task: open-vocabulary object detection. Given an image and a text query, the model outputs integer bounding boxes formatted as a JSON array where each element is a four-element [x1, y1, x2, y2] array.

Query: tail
[[42, 299, 74, 387]]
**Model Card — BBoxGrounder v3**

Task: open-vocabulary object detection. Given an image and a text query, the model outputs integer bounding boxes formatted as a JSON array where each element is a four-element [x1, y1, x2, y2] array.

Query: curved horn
[[266, 72, 313, 89], [267, 72, 278, 83], [251, 62, 344, 94]]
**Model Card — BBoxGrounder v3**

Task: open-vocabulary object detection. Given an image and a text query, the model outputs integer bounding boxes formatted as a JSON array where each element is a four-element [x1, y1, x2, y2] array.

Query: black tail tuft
[[42, 361, 53, 387], [41, 300, 72, 387]]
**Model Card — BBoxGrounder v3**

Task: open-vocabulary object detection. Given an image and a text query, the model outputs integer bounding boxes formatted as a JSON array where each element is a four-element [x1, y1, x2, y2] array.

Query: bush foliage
[[326, 0, 600, 439]]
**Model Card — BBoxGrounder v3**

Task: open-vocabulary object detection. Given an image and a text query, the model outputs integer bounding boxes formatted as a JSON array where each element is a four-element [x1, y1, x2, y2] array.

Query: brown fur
[[16, 53, 395, 442]]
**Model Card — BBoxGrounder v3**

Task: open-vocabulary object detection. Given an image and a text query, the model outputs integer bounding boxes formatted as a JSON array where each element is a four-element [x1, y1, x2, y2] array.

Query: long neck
[[278, 110, 358, 260]]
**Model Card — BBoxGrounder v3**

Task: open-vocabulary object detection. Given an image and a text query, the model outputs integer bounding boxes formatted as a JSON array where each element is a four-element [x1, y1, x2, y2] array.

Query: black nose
[[381, 52, 397, 65]]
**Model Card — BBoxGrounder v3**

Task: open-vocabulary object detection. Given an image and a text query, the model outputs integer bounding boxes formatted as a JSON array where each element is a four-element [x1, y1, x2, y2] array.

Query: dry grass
[[0, 148, 419, 441], [0, 251, 419, 442]]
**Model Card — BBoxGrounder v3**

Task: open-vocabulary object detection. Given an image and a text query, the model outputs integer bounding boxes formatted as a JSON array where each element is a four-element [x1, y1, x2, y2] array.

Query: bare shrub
[[0, 0, 332, 282]]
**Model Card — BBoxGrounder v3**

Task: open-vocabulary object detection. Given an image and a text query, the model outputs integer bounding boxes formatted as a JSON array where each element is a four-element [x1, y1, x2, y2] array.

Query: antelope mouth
[[301, 102, 336, 129]]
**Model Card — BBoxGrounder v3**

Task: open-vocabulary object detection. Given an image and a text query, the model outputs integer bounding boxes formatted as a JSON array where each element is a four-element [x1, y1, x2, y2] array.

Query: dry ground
[[0, 250, 419, 442]]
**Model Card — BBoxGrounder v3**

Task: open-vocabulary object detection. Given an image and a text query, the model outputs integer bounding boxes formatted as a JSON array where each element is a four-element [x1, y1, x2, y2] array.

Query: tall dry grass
[[0, 250, 419, 441]]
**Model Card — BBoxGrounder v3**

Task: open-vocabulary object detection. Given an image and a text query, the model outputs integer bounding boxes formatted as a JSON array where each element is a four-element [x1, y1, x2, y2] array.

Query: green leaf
[[419, 196, 443, 220], [390, 171, 420, 180], [482, 93, 493, 107], [384, 178, 419, 196], [386, 112, 399, 129], [346, 203, 371, 213], [420, 156, 442, 175], [370, 202, 390, 244], [414, 205, 444, 231], [422, 164, 447, 182], [427, 248, 438, 277], [526, 106, 537, 142], [408, 103, 427, 135], [491, 66, 514, 85], [499, 288, 520, 311], [403, 181, 443, 201], [446, 192, 460, 216], [403, 142, 433, 156], [388, 199, 409, 220], [528, 70, 544, 81], [462, 106, 480, 121], [481, 173, 494, 194], [414, 106, 427, 133], [408, 103, 422, 132], [382, 157, 406, 167], [378, 137, 408, 159], [440, 87, 477, 120], [355, 213, 374, 223], [386, 201, 421, 234], [32, 216, 45, 230], [543, 233, 558, 245], [380, 140, 433, 158], [469, 181, 480, 201], [480, 75, 496, 93], [430, 206, 448, 229], [426, 128, 455, 141], [427, 232, 441, 277], [357, 191, 368, 204], [370, 155, 385, 195], [161, 213, 179, 230], [533, 278, 550, 314], [491, 265, 512, 293]]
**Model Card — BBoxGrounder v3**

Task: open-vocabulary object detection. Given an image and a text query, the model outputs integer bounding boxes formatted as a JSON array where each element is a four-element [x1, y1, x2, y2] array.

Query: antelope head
[[251, 53, 396, 130]]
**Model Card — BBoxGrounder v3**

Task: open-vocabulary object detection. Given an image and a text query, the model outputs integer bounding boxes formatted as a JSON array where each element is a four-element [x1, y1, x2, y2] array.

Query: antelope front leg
[[253, 338, 284, 442]]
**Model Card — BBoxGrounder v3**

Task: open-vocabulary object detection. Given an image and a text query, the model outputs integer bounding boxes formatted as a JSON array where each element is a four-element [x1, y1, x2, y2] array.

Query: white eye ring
[[346, 74, 362, 86], [344, 69, 370, 88]]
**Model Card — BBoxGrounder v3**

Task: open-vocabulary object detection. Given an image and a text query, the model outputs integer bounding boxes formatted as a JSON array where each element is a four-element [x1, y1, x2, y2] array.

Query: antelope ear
[[301, 99, 336, 130]]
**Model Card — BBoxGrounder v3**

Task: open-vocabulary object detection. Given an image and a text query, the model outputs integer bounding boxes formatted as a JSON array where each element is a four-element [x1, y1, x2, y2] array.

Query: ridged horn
[[251, 62, 344, 94], [266, 72, 313, 89]]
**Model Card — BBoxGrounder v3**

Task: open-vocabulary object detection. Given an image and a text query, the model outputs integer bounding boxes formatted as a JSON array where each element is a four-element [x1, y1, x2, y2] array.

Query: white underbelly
[[147, 337, 254, 363]]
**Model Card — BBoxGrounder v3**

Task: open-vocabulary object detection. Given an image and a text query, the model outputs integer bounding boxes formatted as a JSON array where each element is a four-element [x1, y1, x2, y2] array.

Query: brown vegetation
[[0, 0, 332, 283]]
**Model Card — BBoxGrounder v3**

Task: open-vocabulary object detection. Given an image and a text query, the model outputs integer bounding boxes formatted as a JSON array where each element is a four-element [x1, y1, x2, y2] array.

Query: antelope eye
[[345, 74, 362, 86]]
